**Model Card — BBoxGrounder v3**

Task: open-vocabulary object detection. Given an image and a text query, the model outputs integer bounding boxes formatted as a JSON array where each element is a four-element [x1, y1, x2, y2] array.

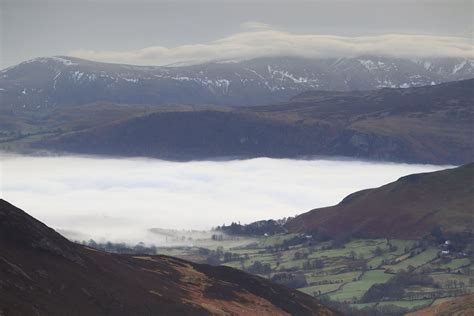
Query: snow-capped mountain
[[1, 55, 473, 110]]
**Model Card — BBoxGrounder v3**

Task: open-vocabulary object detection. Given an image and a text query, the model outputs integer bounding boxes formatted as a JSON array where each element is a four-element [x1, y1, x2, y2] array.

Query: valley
[[68, 164, 474, 315], [150, 233, 472, 315], [2, 1, 473, 315], [1, 126, 471, 316]]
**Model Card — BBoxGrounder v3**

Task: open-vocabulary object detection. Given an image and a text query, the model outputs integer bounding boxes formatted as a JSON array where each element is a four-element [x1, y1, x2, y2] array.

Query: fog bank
[[0, 154, 447, 244]]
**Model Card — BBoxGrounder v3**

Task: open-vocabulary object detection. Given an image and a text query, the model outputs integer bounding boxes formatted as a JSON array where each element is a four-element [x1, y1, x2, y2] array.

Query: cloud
[[69, 26, 474, 66], [240, 21, 274, 31], [1, 154, 446, 244]]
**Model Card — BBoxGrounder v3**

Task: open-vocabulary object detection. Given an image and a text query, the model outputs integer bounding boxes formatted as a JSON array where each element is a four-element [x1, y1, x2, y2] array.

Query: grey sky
[[1, 0, 472, 68]]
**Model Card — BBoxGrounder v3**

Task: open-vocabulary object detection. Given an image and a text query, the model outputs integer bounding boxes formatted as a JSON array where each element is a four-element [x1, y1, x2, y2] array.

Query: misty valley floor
[[0, 153, 444, 243]]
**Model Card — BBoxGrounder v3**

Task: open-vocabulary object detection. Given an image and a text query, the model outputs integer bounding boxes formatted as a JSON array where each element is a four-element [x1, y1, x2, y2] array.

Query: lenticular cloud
[[71, 28, 473, 66]]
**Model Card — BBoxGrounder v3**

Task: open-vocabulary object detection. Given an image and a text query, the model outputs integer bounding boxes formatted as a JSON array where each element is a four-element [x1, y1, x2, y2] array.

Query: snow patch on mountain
[[1, 56, 473, 110], [453, 60, 467, 74], [71, 71, 85, 81], [359, 59, 379, 71], [50, 57, 77, 67]]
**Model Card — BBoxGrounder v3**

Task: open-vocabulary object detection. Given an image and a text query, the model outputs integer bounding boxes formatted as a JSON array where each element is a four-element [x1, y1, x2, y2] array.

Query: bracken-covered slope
[[285, 163, 474, 239], [38, 79, 474, 164], [405, 294, 474, 316], [0, 199, 337, 316]]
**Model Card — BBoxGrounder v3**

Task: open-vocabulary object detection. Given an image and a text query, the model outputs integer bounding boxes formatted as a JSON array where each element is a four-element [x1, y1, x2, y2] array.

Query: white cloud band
[[2, 154, 445, 244], [70, 28, 474, 66]]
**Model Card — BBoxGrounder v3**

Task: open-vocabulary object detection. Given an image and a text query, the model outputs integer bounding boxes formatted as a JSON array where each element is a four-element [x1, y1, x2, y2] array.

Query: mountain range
[[0, 199, 337, 316], [1, 55, 473, 109], [0, 56, 472, 165], [285, 163, 474, 239]]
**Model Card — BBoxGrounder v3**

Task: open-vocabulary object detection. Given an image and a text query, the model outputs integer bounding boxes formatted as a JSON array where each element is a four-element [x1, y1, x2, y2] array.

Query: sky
[[1, 154, 446, 244], [1, 0, 472, 68]]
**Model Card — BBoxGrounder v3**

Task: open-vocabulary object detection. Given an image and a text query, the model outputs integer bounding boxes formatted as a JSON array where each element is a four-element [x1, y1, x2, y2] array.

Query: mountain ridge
[[1, 55, 473, 110]]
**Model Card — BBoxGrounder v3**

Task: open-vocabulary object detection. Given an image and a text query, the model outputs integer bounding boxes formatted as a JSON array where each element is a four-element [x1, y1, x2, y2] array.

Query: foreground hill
[[285, 163, 474, 239], [406, 294, 474, 316], [0, 55, 472, 110], [0, 199, 336, 315], [37, 79, 474, 164]]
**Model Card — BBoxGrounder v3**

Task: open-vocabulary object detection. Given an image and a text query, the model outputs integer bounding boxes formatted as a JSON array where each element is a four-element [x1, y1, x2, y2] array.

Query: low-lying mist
[[0, 154, 447, 245]]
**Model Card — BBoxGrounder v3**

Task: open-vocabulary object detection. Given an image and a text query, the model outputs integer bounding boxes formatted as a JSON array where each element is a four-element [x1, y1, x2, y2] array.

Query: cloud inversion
[[0, 154, 447, 244]]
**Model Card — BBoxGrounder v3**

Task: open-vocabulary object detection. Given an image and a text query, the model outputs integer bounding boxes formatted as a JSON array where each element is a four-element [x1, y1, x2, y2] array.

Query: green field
[[299, 283, 342, 296], [257, 233, 299, 248], [377, 299, 433, 309], [430, 272, 473, 288], [329, 270, 393, 302], [437, 258, 470, 271], [349, 303, 377, 309], [385, 248, 439, 271], [308, 239, 387, 260], [305, 271, 361, 285]]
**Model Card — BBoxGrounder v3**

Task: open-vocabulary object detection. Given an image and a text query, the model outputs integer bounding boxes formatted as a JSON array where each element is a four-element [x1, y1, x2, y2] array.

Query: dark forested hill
[[0, 199, 337, 316], [34, 79, 474, 164], [285, 163, 474, 239]]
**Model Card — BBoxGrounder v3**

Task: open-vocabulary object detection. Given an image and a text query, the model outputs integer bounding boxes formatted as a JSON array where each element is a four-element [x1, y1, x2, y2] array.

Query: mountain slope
[[406, 294, 474, 316], [285, 163, 474, 239], [0, 199, 337, 316], [37, 79, 474, 164], [1, 55, 473, 110]]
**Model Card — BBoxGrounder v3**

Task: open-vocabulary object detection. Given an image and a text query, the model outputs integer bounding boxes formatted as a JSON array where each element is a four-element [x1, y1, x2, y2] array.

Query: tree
[[223, 252, 233, 262], [431, 226, 444, 243], [246, 261, 272, 275], [211, 234, 223, 241], [313, 259, 324, 269], [373, 246, 384, 256]]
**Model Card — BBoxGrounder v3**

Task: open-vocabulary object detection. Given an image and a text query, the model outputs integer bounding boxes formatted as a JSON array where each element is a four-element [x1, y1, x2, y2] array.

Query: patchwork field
[[154, 233, 473, 314]]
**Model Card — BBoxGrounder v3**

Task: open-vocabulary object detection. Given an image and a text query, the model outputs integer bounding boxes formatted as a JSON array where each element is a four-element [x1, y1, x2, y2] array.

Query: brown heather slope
[[405, 294, 474, 316], [0, 200, 337, 316], [285, 163, 474, 239]]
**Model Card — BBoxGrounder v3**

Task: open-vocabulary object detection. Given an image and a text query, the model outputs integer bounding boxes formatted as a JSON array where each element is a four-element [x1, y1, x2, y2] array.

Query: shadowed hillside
[[0, 199, 338, 316], [31, 79, 473, 164], [285, 163, 474, 239]]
